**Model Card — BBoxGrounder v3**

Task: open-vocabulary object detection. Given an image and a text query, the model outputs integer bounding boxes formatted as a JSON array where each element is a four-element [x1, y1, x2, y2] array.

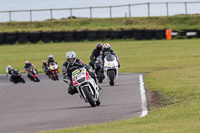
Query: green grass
[[0, 39, 200, 133], [0, 15, 200, 32]]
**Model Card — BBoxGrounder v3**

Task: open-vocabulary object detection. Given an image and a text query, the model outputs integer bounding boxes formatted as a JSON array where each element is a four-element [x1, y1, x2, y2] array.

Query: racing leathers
[[47, 59, 57, 66], [89, 49, 102, 69], [62, 59, 97, 95], [24, 63, 36, 78], [24, 63, 35, 72]]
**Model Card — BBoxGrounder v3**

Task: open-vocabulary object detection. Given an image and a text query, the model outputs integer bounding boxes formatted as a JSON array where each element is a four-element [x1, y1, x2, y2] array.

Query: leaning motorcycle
[[94, 56, 104, 83], [27, 67, 40, 82], [10, 70, 25, 84], [65, 67, 101, 107], [49, 62, 59, 81], [103, 54, 119, 86]]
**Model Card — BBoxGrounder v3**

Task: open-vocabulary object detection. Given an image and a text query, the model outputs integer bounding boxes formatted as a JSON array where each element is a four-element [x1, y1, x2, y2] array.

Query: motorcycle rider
[[24, 61, 35, 72], [62, 51, 100, 95], [89, 43, 103, 69], [6, 65, 13, 77], [47, 55, 57, 66], [6, 65, 21, 83], [24, 61, 36, 78], [100, 43, 120, 72]]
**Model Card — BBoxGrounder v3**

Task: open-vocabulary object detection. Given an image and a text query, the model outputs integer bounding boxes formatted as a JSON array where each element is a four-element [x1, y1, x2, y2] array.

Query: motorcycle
[[9, 69, 25, 84], [103, 54, 119, 86], [49, 62, 59, 81], [65, 66, 101, 107], [27, 67, 40, 82], [94, 56, 104, 83]]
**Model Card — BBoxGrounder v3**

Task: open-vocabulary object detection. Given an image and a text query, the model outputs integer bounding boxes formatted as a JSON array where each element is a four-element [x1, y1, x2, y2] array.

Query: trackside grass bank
[[0, 39, 200, 132], [0, 15, 200, 32]]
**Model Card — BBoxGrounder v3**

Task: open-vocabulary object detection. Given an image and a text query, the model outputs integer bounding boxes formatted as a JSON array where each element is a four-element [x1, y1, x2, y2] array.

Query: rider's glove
[[118, 64, 121, 68]]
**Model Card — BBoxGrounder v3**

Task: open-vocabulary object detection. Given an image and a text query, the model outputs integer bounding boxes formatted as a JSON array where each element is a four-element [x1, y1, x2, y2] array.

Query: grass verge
[[0, 15, 200, 32]]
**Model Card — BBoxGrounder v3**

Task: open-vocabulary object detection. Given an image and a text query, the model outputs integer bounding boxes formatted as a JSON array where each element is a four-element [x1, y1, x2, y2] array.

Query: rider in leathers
[[100, 43, 120, 72], [89, 43, 103, 69], [24, 61, 35, 72], [62, 51, 100, 95], [46, 55, 58, 77]]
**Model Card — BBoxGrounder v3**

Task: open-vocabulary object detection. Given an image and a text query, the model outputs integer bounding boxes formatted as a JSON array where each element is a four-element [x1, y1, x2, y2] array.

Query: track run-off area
[[0, 73, 147, 133]]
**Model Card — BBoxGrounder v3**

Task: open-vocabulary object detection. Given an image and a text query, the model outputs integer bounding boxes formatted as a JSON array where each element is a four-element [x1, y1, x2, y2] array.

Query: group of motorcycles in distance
[[6, 53, 119, 86], [5, 60, 60, 84]]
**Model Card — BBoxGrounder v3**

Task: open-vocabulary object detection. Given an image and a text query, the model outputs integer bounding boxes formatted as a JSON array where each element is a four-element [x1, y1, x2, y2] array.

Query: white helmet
[[103, 43, 111, 52], [66, 51, 76, 64], [7, 65, 12, 70], [48, 55, 53, 59], [25, 60, 29, 64]]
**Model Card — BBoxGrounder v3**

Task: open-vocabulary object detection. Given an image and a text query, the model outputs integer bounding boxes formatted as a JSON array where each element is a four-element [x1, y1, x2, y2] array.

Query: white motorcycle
[[67, 66, 101, 107], [103, 54, 119, 86]]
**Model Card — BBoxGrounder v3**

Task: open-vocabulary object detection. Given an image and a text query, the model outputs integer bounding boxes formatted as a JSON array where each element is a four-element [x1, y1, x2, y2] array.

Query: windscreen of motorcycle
[[106, 54, 115, 61], [50, 63, 58, 70]]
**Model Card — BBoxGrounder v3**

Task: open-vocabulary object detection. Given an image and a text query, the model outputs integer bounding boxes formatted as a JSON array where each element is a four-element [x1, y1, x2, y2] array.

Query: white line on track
[[139, 74, 148, 117]]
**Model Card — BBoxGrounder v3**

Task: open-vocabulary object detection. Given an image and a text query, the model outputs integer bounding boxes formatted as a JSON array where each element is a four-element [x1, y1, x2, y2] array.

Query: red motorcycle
[[26, 67, 40, 82], [49, 62, 59, 81]]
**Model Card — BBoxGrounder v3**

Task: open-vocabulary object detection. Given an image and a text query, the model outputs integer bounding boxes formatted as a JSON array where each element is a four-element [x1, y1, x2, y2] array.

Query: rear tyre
[[109, 71, 115, 86], [82, 86, 96, 107]]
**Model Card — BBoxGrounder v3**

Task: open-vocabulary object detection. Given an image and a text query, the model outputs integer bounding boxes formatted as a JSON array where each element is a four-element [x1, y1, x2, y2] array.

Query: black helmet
[[96, 43, 102, 51]]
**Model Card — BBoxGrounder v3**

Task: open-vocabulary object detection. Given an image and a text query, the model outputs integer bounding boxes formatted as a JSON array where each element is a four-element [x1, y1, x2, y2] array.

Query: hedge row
[[0, 29, 200, 45]]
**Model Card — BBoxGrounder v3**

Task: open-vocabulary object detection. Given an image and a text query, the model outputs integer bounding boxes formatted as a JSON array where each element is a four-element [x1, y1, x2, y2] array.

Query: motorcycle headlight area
[[50, 66, 54, 70], [77, 77, 85, 83]]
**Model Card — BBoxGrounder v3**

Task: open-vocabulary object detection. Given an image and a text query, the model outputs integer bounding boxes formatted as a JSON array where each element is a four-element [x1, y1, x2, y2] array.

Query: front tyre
[[20, 77, 25, 83], [55, 72, 59, 80], [97, 71, 103, 83], [82, 86, 96, 107], [96, 98, 101, 106], [35, 76, 40, 82], [109, 70, 115, 86]]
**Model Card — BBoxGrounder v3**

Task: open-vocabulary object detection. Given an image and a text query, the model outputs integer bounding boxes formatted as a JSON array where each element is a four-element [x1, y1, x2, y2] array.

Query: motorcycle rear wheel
[[82, 86, 96, 107]]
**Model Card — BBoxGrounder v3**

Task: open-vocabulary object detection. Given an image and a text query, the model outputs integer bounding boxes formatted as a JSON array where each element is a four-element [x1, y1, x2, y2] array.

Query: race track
[[0, 73, 144, 133]]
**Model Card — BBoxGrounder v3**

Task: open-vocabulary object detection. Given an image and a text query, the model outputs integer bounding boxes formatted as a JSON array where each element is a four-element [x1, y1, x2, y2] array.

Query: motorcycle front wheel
[[35, 76, 40, 82], [109, 70, 115, 86], [55, 72, 59, 80], [96, 97, 101, 106], [97, 71, 103, 83], [20, 77, 25, 83], [82, 86, 96, 107]]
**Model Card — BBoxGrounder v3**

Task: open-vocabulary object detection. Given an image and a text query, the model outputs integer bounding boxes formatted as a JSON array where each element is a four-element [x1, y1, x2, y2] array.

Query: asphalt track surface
[[0, 73, 143, 133]]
